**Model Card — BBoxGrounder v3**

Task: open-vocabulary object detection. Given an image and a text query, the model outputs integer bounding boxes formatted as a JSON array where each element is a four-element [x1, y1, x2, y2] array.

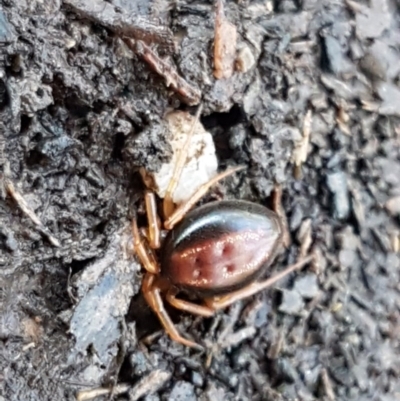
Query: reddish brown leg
[[166, 288, 215, 317], [144, 191, 161, 249], [132, 218, 159, 275], [163, 105, 203, 219], [142, 273, 202, 349], [164, 165, 245, 230], [205, 255, 314, 310]]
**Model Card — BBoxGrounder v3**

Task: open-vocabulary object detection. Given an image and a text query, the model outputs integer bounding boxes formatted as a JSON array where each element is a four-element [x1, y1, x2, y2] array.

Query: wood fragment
[[64, 0, 202, 105], [297, 218, 312, 260], [214, 0, 237, 79], [126, 39, 201, 106], [344, 0, 365, 13], [129, 370, 172, 401], [336, 105, 351, 136], [76, 383, 130, 401], [22, 342, 36, 352], [310, 245, 324, 275], [64, 0, 175, 52], [272, 185, 291, 248], [292, 109, 312, 179], [349, 182, 366, 226], [390, 231, 400, 253], [5, 178, 60, 247], [320, 368, 335, 401], [267, 329, 284, 359]]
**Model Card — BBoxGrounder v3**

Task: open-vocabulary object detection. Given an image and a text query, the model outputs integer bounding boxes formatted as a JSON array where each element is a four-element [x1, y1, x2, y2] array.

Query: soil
[[1, 1, 400, 401]]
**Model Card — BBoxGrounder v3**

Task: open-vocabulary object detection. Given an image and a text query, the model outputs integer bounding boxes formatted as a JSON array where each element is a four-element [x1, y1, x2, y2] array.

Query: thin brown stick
[[64, 0, 175, 52], [5, 179, 60, 247], [144, 191, 161, 249], [64, 0, 201, 105], [214, 0, 237, 79], [164, 165, 245, 230], [272, 184, 291, 248], [127, 39, 201, 106], [163, 104, 203, 218]]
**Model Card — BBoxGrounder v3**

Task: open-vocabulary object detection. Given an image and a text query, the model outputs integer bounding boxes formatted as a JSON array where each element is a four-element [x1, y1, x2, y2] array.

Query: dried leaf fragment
[[214, 0, 237, 79]]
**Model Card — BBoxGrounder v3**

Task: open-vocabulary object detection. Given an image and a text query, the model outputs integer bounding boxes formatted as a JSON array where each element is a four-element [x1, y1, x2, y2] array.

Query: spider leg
[[144, 191, 161, 249], [166, 288, 215, 317], [164, 165, 245, 230], [132, 218, 159, 274], [163, 104, 203, 219], [205, 255, 314, 310], [142, 273, 203, 349]]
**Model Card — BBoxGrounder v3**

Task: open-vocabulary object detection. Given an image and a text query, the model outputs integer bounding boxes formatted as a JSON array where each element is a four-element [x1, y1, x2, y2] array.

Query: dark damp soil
[[1, 1, 400, 400]]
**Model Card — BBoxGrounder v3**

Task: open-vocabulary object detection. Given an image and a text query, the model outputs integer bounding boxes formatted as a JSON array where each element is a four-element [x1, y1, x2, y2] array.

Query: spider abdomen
[[161, 200, 283, 296]]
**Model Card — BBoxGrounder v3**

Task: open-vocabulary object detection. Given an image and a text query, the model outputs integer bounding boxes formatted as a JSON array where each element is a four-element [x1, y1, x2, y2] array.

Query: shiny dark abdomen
[[161, 200, 283, 296]]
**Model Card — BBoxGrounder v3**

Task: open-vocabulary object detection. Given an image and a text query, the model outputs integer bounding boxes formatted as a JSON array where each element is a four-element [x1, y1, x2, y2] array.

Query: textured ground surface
[[1, 1, 400, 400]]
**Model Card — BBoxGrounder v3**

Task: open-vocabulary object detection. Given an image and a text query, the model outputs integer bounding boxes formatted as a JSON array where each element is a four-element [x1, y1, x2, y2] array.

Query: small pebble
[[322, 35, 353, 75], [129, 351, 151, 377], [338, 249, 357, 269], [294, 274, 319, 299], [236, 44, 256, 73], [191, 371, 204, 388], [0, 228, 18, 252], [352, 364, 368, 391], [167, 381, 196, 401], [327, 170, 350, 220], [201, 381, 226, 401], [359, 52, 387, 81], [275, 358, 299, 383], [37, 135, 76, 161], [279, 290, 305, 315], [385, 196, 400, 215]]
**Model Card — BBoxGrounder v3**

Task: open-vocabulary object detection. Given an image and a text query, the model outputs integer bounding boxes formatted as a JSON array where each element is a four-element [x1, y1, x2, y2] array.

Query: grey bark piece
[[69, 224, 139, 365]]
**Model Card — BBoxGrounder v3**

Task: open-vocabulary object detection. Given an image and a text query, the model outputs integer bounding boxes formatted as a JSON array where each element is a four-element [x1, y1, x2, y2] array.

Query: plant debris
[[213, 0, 237, 80]]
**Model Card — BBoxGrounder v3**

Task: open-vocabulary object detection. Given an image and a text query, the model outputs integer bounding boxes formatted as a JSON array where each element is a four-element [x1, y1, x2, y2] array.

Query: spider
[[132, 107, 313, 348]]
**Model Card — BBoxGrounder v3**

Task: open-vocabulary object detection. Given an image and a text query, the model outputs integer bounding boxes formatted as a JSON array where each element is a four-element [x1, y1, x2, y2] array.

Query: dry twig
[[272, 185, 291, 248], [64, 0, 174, 52], [1, 135, 60, 248], [128, 370, 171, 401], [64, 0, 201, 105], [126, 39, 201, 106], [296, 218, 313, 261], [320, 368, 336, 401], [4, 179, 60, 247], [76, 383, 130, 401]]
